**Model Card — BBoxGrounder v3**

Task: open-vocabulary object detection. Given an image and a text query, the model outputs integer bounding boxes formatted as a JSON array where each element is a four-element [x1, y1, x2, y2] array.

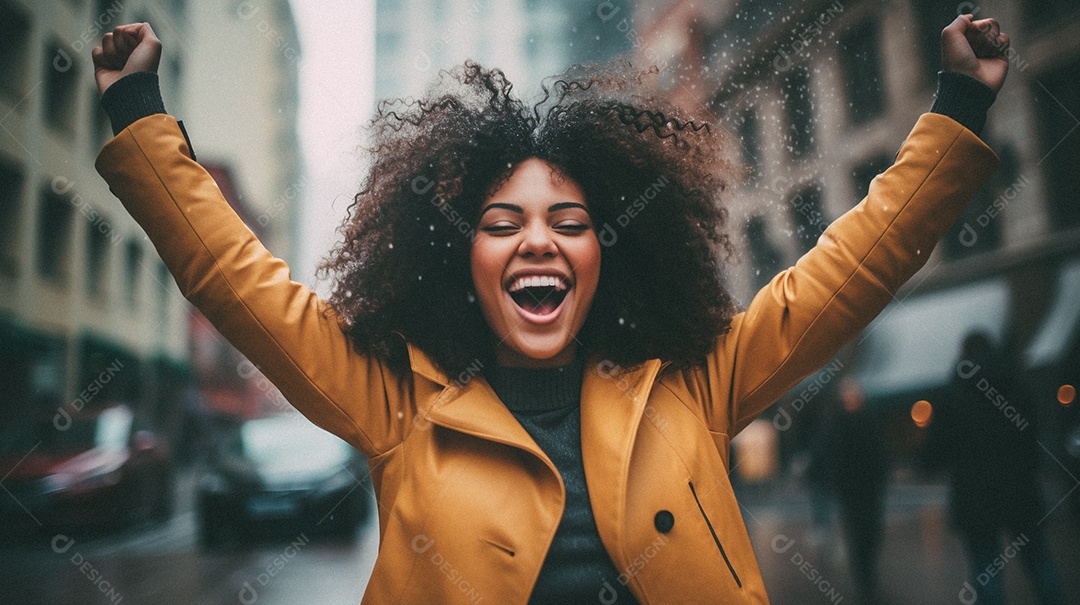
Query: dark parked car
[[0, 404, 173, 532], [196, 413, 372, 548]]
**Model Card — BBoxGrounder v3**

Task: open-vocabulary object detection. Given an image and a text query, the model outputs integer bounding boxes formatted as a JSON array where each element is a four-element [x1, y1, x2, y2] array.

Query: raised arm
[[92, 24, 414, 456], [699, 15, 1009, 434]]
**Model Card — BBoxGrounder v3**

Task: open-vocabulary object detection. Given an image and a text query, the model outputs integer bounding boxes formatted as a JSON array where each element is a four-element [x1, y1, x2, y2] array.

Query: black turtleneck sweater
[[487, 358, 639, 605]]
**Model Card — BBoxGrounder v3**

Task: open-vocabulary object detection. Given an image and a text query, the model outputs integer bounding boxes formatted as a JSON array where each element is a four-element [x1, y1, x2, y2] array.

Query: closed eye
[[554, 223, 590, 233], [481, 224, 520, 234]]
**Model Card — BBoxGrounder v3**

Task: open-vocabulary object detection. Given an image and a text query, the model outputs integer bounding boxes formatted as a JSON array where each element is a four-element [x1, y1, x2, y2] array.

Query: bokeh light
[[911, 400, 933, 428], [1059, 384, 1076, 406]]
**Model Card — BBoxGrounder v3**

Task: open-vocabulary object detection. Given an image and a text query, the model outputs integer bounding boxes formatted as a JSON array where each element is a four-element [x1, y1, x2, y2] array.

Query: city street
[[743, 479, 1080, 604], [2, 470, 1077, 604], [0, 470, 378, 605]]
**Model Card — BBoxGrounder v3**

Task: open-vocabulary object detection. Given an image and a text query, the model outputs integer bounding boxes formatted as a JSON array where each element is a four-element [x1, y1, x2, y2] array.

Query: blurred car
[[0, 404, 173, 531], [196, 414, 372, 548]]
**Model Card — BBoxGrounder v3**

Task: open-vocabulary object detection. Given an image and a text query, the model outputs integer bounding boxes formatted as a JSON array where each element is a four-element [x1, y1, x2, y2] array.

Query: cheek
[[575, 239, 602, 296], [470, 242, 503, 297]]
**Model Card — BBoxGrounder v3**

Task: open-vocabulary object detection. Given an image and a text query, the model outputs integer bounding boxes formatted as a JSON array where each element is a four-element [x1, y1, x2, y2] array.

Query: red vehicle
[[0, 404, 173, 532]]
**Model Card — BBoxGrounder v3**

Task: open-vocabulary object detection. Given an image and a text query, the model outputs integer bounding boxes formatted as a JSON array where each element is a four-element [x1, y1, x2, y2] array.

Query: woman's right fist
[[91, 23, 162, 96]]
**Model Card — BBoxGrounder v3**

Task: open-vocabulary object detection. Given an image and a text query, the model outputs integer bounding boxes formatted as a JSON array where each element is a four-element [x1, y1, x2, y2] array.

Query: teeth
[[507, 275, 568, 293]]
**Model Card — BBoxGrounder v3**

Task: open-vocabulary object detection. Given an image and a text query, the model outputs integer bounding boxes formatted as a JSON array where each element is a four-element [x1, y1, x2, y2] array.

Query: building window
[[0, 2, 31, 104], [0, 157, 24, 276], [850, 154, 892, 201], [94, 0, 125, 24], [89, 84, 112, 152], [169, 0, 187, 17], [911, 0, 960, 84], [376, 31, 403, 58], [1033, 57, 1080, 231], [783, 66, 815, 157], [736, 107, 762, 182], [37, 184, 75, 283], [86, 222, 111, 299], [788, 184, 826, 254], [838, 18, 886, 125], [1023, 0, 1080, 32], [125, 239, 142, 308], [745, 215, 783, 292], [43, 38, 80, 135], [166, 55, 183, 105]]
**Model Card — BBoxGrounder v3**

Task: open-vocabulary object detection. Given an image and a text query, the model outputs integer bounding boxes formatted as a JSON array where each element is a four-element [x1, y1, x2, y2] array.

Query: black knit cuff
[[100, 71, 166, 135], [930, 71, 996, 136]]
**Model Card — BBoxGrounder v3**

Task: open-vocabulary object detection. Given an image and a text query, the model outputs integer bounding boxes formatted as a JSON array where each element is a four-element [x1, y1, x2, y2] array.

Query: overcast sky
[[291, 2, 375, 290]]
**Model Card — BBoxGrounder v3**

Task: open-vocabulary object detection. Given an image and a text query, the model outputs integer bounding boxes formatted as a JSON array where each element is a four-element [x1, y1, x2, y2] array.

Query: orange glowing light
[[911, 400, 933, 427], [1059, 385, 1076, 406]]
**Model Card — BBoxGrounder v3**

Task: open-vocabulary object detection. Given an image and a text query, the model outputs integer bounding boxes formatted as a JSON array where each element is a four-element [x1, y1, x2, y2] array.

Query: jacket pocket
[[688, 481, 742, 588]]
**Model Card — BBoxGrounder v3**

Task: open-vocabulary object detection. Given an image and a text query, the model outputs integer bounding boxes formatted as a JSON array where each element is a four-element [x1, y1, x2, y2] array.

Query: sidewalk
[[737, 477, 1080, 604]]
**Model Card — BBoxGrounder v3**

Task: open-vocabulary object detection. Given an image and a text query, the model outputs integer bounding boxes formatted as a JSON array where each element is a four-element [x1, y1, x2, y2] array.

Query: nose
[[517, 222, 558, 257]]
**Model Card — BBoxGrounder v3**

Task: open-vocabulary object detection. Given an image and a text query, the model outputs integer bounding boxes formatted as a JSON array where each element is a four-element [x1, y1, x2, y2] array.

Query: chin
[[498, 334, 579, 367]]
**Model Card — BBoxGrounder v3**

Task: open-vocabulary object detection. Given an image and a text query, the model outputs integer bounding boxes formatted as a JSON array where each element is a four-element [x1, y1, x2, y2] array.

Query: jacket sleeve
[[700, 113, 999, 435], [95, 114, 411, 456]]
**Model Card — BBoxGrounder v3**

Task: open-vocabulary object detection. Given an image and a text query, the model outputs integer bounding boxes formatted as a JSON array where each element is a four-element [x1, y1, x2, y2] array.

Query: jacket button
[[654, 510, 674, 533]]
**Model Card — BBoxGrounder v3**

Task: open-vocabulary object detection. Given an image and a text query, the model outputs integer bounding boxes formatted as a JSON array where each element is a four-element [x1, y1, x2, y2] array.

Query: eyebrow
[[478, 201, 589, 217]]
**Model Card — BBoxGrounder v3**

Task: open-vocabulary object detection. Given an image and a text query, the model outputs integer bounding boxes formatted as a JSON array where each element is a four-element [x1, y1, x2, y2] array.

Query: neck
[[495, 342, 578, 368]]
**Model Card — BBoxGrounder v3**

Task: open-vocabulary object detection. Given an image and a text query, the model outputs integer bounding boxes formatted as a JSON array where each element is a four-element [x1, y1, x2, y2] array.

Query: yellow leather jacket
[[96, 113, 997, 604]]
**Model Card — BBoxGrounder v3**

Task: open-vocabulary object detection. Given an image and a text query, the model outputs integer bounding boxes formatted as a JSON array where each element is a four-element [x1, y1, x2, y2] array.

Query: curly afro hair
[[318, 61, 738, 378]]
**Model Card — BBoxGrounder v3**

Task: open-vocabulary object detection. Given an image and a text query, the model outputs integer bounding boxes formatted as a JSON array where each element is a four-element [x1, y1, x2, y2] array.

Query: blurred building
[[181, 0, 303, 267], [629, 0, 1080, 470], [0, 0, 303, 445], [373, 0, 631, 104], [0, 0, 191, 439]]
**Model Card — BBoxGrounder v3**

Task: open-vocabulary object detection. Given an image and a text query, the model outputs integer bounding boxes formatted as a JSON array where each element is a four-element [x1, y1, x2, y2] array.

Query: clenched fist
[[941, 14, 1010, 94], [91, 23, 162, 96]]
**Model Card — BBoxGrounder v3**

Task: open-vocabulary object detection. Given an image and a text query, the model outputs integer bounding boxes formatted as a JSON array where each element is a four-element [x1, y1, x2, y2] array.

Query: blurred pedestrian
[[813, 377, 889, 604], [926, 332, 1065, 605]]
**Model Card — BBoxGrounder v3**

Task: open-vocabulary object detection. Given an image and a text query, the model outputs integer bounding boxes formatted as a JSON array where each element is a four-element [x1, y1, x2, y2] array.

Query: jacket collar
[[407, 342, 553, 467], [407, 342, 666, 548]]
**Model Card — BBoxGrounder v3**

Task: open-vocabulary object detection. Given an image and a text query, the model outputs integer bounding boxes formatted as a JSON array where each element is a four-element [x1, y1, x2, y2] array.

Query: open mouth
[[506, 275, 570, 318]]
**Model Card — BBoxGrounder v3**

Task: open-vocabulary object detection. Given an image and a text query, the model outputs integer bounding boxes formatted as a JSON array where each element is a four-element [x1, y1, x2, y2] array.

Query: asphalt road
[[1, 473, 1077, 604]]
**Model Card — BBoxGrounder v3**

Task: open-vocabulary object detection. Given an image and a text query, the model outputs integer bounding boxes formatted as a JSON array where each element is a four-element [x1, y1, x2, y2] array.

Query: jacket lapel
[[427, 377, 555, 463], [407, 343, 554, 468], [580, 357, 664, 562]]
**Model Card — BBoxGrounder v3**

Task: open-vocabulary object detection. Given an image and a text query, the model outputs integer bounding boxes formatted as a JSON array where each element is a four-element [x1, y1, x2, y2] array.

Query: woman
[[91, 14, 1008, 604]]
